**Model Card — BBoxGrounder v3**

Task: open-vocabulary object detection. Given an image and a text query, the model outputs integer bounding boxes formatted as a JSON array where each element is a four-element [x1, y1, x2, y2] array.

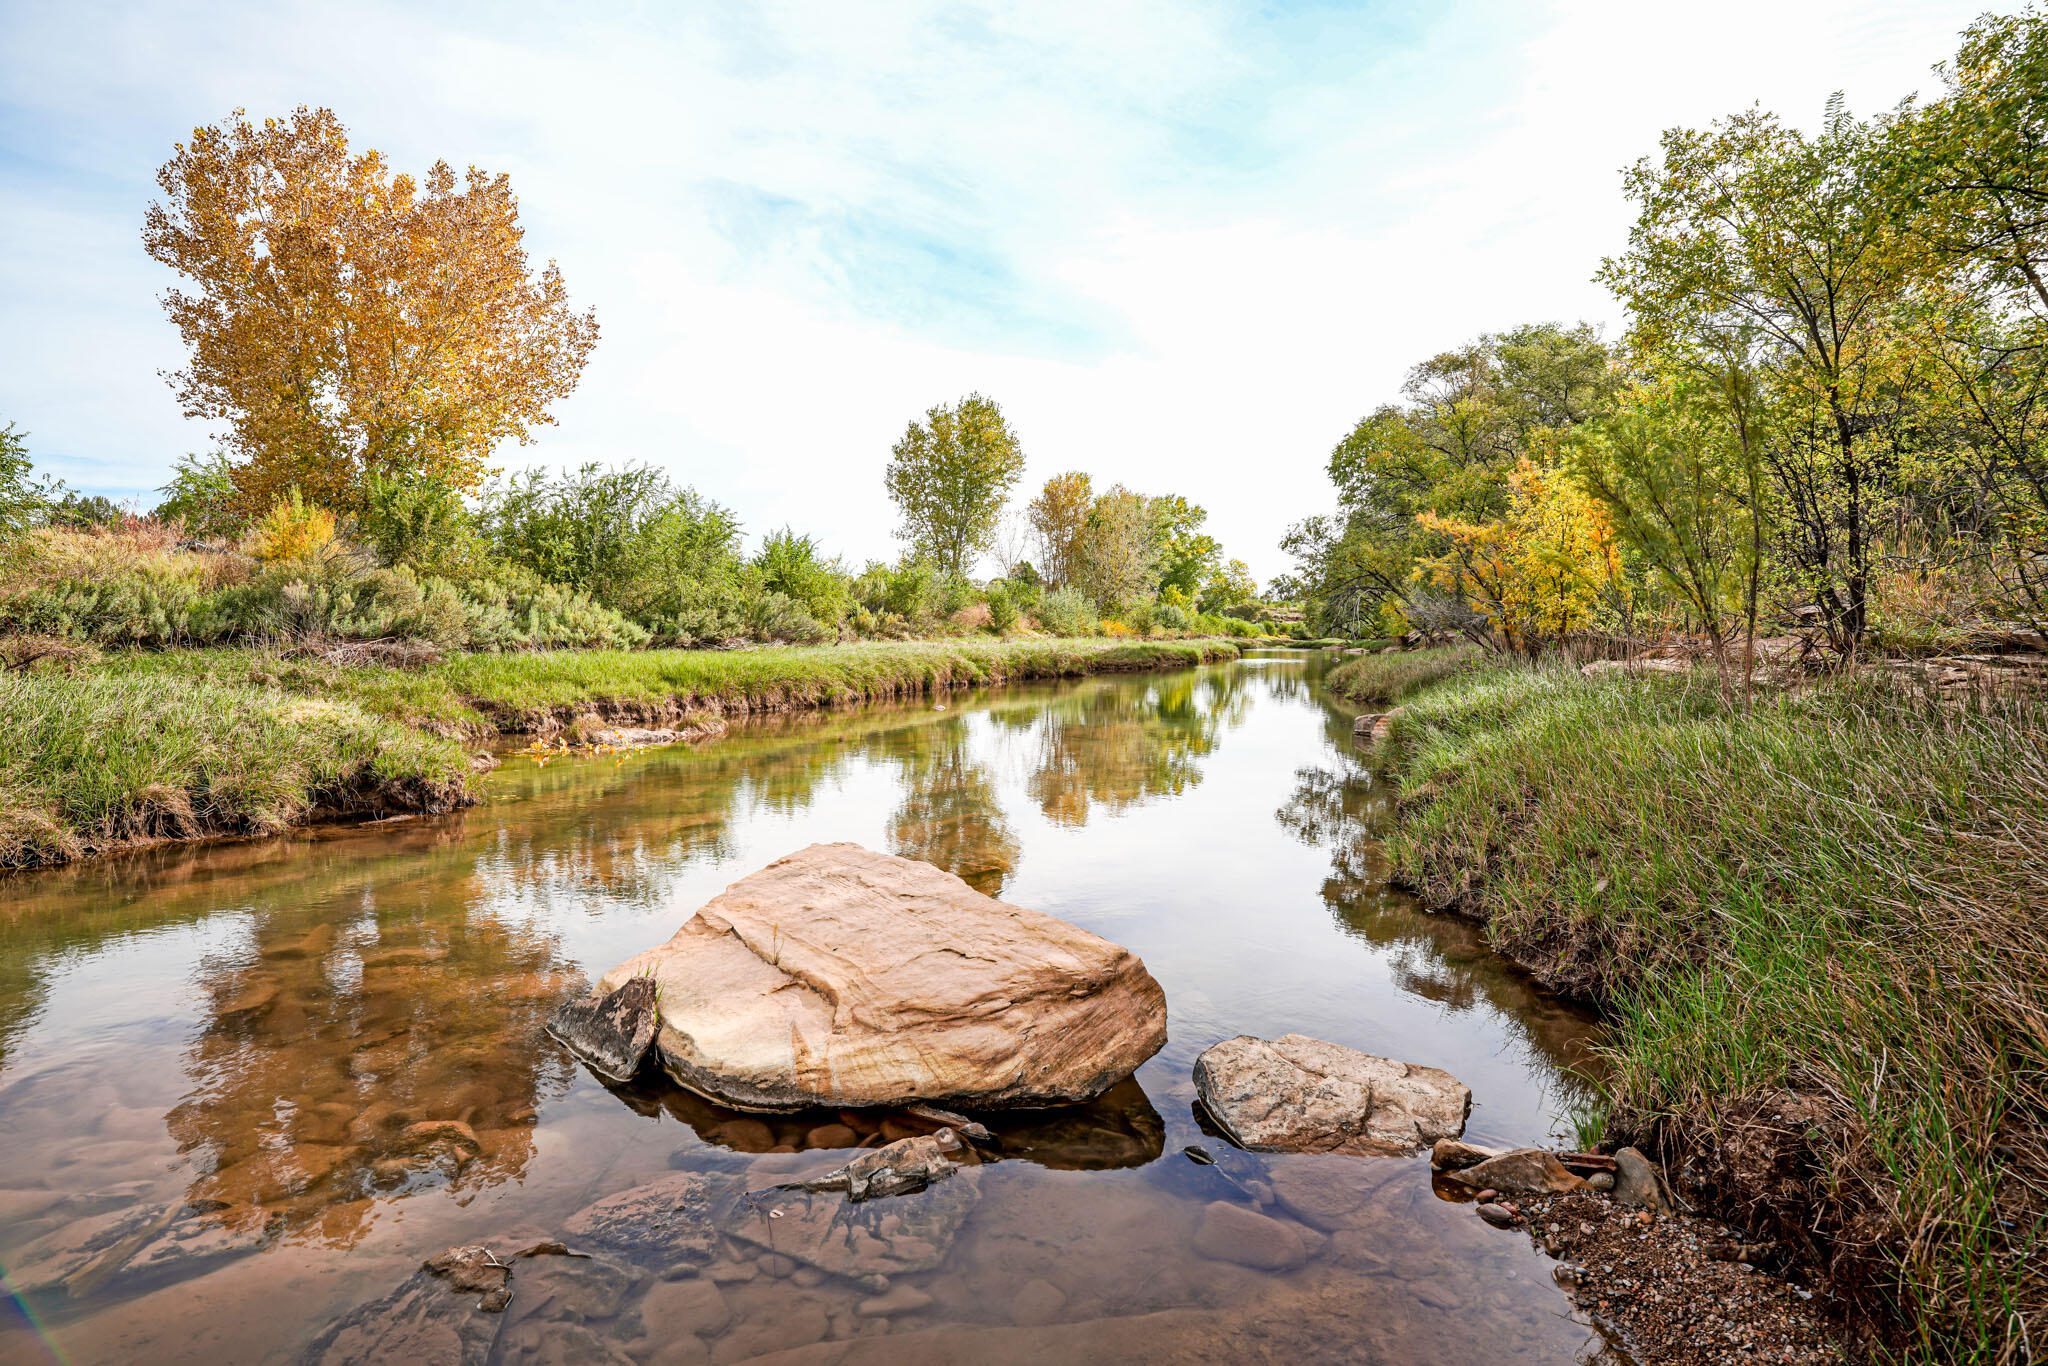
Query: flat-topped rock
[[1192, 1033, 1469, 1156], [592, 843, 1168, 1111]]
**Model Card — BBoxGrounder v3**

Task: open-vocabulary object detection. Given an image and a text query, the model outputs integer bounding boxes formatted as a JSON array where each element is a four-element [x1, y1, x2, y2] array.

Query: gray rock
[[1476, 1202, 1518, 1228], [1611, 1146, 1672, 1213], [1192, 1034, 1470, 1156], [797, 1130, 963, 1202], [547, 976, 661, 1083]]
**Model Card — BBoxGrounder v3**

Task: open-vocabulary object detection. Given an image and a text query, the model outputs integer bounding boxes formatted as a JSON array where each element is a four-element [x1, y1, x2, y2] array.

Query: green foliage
[[1034, 585, 1097, 636], [884, 392, 1026, 575], [357, 468, 490, 579], [153, 451, 245, 540], [754, 527, 848, 628], [0, 422, 62, 545], [984, 579, 1021, 634]]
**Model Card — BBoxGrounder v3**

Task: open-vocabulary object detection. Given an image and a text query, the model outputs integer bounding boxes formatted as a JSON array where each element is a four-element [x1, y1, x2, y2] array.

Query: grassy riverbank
[[1325, 644, 1474, 706], [1, 637, 1239, 869], [1377, 663, 2045, 1361]]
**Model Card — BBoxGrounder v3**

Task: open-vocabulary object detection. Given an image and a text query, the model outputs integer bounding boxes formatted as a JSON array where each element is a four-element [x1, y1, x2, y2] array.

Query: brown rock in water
[[594, 843, 1168, 1111], [1446, 1148, 1586, 1196], [547, 975, 661, 1083], [1191, 1034, 1469, 1156], [1430, 1137, 1501, 1172], [1192, 1201, 1308, 1270]]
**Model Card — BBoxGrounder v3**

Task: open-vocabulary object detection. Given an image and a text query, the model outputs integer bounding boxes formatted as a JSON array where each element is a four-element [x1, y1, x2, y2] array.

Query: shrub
[[153, 451, 246, 541], [1155, 602, 1191, 633], [248, 490, 338, 563], [984, 580, 1021, 634], [1035, 585, 1097, 636], [754, 528, 848, 629]]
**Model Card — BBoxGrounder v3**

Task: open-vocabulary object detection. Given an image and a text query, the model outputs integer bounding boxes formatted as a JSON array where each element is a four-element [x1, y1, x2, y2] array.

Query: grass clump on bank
[[1325, 645, 1474, 706], [1381, 663, 2046, 1361], [0, 667, 477, 867]]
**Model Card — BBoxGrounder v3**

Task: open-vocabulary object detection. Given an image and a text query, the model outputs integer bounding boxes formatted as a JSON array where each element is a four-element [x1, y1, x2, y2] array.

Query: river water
[[0, 651, 1612, 1364]]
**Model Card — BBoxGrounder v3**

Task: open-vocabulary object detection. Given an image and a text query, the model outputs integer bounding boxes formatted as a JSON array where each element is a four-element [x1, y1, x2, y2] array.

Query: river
[[0, 650, 1612, 1364]]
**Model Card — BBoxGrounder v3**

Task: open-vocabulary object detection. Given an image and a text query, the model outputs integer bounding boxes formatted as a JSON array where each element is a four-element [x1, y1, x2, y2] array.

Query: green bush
[[1034, 586, 1097, 636], [984, 580, 1021, 634], [755, 528, 848, 629]]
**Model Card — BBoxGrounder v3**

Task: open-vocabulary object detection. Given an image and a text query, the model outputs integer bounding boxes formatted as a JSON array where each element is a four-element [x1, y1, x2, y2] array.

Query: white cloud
[[0, 0, 1993, 578]]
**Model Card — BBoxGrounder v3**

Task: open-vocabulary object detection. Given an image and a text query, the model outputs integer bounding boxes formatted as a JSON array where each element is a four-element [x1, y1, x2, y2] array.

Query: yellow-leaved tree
[[142, 107, 600, 515], [1417, 458, 1621, 654]]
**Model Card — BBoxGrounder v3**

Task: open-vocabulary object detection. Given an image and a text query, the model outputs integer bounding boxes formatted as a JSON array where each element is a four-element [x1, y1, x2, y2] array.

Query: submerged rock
[[1192, 1033, 1469, 1156], [547, 975, 661, 1083], [588, 843, 1168, 1111], [724, 1170, 980, 1277], [561, 1171, 739, 1265], [795, 1130, 964, 1202]]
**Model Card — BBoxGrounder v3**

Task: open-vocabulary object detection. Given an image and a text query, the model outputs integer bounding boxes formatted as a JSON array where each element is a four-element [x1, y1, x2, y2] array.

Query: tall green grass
[[1383, 664, 2046, 1361], [0, 669, 477, 867], [1325, 645, 1476, 706]]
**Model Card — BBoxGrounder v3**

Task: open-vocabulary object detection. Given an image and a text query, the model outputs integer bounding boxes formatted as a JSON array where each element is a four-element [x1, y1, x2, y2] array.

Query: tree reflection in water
[[1022, 669, 1246, 828]]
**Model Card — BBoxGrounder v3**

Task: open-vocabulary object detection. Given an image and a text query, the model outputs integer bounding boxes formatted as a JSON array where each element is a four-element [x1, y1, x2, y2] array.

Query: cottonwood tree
[[1025, 470, 1093, 587], [1074, 485, 1159, 612], [884, 393, 1025, 576], [143, 107, 600, 515]]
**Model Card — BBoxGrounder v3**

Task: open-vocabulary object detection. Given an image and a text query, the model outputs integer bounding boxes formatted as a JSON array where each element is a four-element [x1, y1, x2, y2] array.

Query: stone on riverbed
[[1445, 1148, 1586, 1196], [1192, 1034, 1469, 1156], [585, 843, 1168, 1111]]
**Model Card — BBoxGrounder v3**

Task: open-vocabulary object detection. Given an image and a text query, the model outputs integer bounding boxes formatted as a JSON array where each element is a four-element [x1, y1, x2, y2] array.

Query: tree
[[0, 422, 41, 544], [1283, 324, 1616, 635], [142, 107, 600, 516], [1026, 471, 1093, 587], [1600, 103, 1919, 651], [1074, 485, 1158, 612], [1570, 374, 1767, 674], [1418, 458, 1621, 655], [1199, 558, 1259, 613], [884, 392, 1026, 576], [1151, 494, 1220, 596]]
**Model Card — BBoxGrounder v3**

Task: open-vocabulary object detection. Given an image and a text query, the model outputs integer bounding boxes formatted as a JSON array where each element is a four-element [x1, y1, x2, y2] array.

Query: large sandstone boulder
[[588, 843, 1168, 1111], [1192, 1033, 1469, 1156]]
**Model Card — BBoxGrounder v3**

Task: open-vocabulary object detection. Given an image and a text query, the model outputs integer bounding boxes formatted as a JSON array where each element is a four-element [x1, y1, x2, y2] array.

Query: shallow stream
[[0, 651, 1612, 1364]]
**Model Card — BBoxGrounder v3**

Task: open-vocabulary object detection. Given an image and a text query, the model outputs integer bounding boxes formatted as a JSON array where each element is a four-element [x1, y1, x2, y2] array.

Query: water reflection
[[593, 1070, 1166, 1171], [167, 897, 578, 1247], [0, 657, 1613, 1366], [1274, 704, 1606, 1112], [1023, 670, 1243, 827]]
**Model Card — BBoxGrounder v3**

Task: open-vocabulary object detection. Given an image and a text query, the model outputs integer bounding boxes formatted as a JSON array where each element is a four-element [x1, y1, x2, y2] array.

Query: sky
[[0, 0, 1997, 581]]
